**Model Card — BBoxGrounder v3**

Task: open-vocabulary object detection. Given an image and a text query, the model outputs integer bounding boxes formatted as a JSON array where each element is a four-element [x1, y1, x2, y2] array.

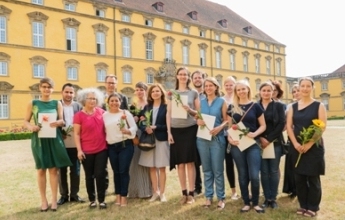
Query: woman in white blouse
[[103, 93, 137, 207]]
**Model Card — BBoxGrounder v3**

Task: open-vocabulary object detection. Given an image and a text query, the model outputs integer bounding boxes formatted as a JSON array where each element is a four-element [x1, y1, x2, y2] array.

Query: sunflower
[[312, 119, 325, 128]]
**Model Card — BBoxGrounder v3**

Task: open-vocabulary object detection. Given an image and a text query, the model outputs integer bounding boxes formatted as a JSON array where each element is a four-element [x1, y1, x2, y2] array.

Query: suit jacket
[[60, 100, 82, 122], [140, 104, 168, 141]]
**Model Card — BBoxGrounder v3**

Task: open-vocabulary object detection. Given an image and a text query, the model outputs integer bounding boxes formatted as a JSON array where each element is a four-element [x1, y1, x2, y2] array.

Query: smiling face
[[150, 86, 162, 101], [204, 80, 217, 96], [62, 86, 74, 103], [299, 79, 313, 98], [224, 80, 235, 95], [235, 83, 250, 100], [39, 83, 53, 97], [105, 76, 117, 94], [108, 95, 121, 111], [192, 72, 204, 89], [292, 86, 300, 100], [176, 68, 189, 84], [260, 85, 273, 101], [135, 87, 146, 99], [85, 93, 97, 109]]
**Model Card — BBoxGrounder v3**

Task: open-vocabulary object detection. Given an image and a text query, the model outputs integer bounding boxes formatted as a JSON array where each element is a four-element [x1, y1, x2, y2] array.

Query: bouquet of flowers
[[167, 90, 184, 107], [195, 110, 220, 143], [231, 118, 249, 140], [61, 125, 73, 139], [129, 102, 141, 116], [118, 113, 127, 147], [295, 119, 325, 167], [139, 110, 152, 127]]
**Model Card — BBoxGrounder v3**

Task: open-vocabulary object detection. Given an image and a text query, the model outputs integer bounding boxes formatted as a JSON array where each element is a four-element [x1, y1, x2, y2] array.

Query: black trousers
[[295, 173, 322, 212], [82, 150, 108, 203], [224, 136, 236, 188], [58, 148, 80, 198], [195, 145, 202, 192]]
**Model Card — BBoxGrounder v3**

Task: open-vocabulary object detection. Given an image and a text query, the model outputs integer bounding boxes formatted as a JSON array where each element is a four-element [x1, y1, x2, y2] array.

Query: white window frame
[[200, 49, 206, 66], [96, 32, 105, 55], [321, 82, 328, 91], [33, 63, 45, 78], [123, 71, 131, 84], [0, 16, 6, 43], [66, 27, 77, 51], [182, 26, 189, 34], [230, 53, 235, 70], [266, 59, 271, 74], [200, 31, 205, 37], [165, 22, 171, 30], [182, 45, 189, 65], [0, 94, 9, 119], [121, 14, 130, 22], [64, 3, 76, 11], [122, 36, 131, 58], [145, 19, 153, 27], [243, 56, 248, 72], [32, 0, 43, 5], [33, 22, 44, 48], [146, 73, 154, 84], [215, 34, 220, 41], [215, 51, 221, 68], [265, 44, 270, 51], [254, 42, 258, 48], [0, 61, 8, 76], [96, 9, 105, 18], [146, 40, 153, 60], [343, 97, 345, 110], [229, 37, 234, 44], [97, 69, 106, 82], [255, 57, 260, 73], [276, 61, 281, 76], [67, 67, 77, 80], [321, 98, 329, 111], [165, 43, 172, 59], [242, 40, 247, 46]]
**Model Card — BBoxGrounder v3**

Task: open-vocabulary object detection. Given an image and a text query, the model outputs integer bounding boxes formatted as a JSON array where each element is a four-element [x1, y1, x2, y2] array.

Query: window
[[122, 36, 131, 58], [255, 79, 261, 91], [66, 27, 76, 51], [0, 16, 6, 43], [266, 59, 271, 74], [254, 42, 259, 49], [265, 44, 270, 51], [182, 45, 189, 65], [146, 73, 154, 84], [200, 49, 205, 66], [321, 81, 328, 91], [33, 22, 44, 47], [215, 34, 220, 41], [275, 46, 280, 53], [145, 19, 152, 27], [229, 36, 234, 44], [182, 26, 189, 34], [146, 40, 153, 60], [123, 71, 131, 83], [215, 75, 223, 89], [321, 98, 329, 111], [0, 61, 7, 76], [242, 39, 247, 46], [121, 14, 130, 22], [165, 43, 172, 59], [65, 3, 76, 11], [97, 69, 106, 82], [343, 97, 345, 110], [34, 94, 40, 100], [67, 67, 77, 80], [0, 94, 8, 119], [96, 32, 105, 55], [32, 0, 43, 5], [215, 51, 221, 68], [230, 53, 235, 70], [200, 31, 205, 37], [342, 80, 345, 89], [255, 57, 260, 73], [276, 59, 281, 76], [243, 56, 248, 72], [96, 9, 105, 17], [33, 64, 44, 78], [165, 22, 171, 30]]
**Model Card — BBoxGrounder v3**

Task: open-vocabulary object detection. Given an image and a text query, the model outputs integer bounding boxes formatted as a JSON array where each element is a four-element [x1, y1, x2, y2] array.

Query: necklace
[[83, 109, 94, 115]]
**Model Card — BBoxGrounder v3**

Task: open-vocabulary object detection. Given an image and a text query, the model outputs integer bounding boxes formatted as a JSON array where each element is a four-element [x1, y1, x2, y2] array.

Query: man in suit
[[104, 75, 128, 110], [191, 70, 206, 196], [57, 83, 85, 205]]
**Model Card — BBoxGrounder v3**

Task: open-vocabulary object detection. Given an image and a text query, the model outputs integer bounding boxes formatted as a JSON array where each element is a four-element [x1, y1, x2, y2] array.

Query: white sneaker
[[160, 193, 167, 202], [149, 192, 160, 202], [231, 193, 240, 200]]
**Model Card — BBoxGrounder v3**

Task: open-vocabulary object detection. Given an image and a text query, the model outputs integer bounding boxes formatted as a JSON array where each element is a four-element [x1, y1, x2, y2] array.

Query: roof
[[96, 0, 283, 45], [332, 64, 345, 73]]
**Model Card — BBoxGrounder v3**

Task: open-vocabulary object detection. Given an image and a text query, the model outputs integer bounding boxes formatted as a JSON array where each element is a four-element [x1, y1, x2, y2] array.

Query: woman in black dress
[[286, 77, 327, 217]]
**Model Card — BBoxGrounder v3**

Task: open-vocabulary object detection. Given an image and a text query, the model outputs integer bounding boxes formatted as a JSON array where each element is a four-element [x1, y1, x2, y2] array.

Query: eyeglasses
[[106, 82, 116, 85], [86, 98, 97, 101], [178, 74, 188, 76], [41, 86, 52, 89]]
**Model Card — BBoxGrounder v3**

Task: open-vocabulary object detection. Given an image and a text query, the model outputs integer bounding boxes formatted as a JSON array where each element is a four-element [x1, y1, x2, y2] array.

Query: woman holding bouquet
[[227, 80, 266, 213], [258, 82, 286, 209], [24, 77, 72, 212], [286, 77, 326, 217], [103, 93, 137, 206], [128, 82, 152, 199], [167, 67, 199, 204], [139, 84, 170, 202], [74, 88, 107, 209], [196, 78, 228, 209]]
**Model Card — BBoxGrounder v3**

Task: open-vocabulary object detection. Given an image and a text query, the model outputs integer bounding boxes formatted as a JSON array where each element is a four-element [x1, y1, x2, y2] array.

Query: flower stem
[[295, 153, 302, 168]]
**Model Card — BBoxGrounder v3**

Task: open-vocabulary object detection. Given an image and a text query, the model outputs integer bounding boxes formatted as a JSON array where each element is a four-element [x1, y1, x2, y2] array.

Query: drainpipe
[[209, 29, 213, 76], [113, 6, 117, 77]]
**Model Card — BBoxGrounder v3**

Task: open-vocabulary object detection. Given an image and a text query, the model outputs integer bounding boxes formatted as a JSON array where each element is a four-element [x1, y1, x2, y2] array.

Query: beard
[[193, 83, 202, 88]]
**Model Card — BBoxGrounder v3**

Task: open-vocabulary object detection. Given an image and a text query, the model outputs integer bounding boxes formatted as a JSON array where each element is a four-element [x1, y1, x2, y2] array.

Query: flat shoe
[[296, 208, 306, 215], [303, 210, 316, 217], [40, 208, 48, 212], [89, 201, 97, 208], [254, 206, 265, 213], [217, 200, 225, 210], [99, 202, 107, 209], [240, 205, 250, 213]]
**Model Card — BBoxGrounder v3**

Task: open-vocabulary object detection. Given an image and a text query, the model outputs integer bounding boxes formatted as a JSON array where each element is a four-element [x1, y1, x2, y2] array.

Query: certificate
[[262, 142, 275, 159], [38, 113, 57, 138], [171, 95, 188, 119], [196, 114, 216, 141], [227, 121, 256, 152]]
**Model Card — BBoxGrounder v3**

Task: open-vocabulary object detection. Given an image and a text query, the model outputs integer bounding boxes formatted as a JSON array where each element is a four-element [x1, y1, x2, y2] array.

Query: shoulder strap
[[239, 102, 255, 122]]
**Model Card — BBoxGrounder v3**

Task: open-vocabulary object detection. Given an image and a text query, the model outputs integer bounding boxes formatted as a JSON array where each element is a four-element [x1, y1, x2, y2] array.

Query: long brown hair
[[147, 84, 166, 106], [175, 67, 191, 90]]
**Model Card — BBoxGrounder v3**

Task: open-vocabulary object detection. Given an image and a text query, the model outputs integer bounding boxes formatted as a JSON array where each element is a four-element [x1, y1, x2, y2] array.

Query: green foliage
[[0, 132, 32, 141], [327, 116, 345, 120]]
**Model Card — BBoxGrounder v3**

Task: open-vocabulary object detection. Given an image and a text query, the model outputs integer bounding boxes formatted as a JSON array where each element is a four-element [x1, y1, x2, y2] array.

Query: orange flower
[[121, 114, 127, 120], [231, 124, 238, 130], [42, 115, 49, 122]]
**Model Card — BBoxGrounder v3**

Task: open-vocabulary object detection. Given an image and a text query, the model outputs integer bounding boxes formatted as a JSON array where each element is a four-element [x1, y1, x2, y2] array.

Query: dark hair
[[62, 83, 74, 91], [107, 93, 122, 104], [147, 84, 166, 105], [259, 81, 274, 91], [105, 75, 117, 81], [191, 70, 205, 79], [40, 77, 54, 88], [270, 80, 284, 99], [298, 77, 314, 86], [175, 67, 191, 90], [135, 82, 148, 91]]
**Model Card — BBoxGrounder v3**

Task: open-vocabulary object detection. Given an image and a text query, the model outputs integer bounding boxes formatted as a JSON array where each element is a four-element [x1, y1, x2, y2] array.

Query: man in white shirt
[[57, 83, 84, 205]]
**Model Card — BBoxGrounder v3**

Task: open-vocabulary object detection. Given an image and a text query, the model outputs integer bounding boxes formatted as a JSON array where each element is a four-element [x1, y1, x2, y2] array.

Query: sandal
[[89, 201, 97, 208], [217, 200, 225, 210], [240, 205, 251, 213], [253, 206, 265, 213], [99, 202, 107, 209], [296, 208, 306, 215], [202, 199, 212, 208], [303, 210, 316, 217]]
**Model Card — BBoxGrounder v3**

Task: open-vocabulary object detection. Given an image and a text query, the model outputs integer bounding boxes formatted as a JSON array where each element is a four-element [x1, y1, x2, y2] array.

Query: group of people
[[24, 68, 326, 217]]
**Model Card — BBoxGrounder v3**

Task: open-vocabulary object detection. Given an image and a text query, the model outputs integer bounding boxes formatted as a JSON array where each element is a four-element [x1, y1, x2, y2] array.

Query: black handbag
[[138, 132, 156, 151]]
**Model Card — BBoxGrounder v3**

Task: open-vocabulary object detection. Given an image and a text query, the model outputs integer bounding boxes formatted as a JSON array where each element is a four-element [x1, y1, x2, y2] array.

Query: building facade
[[0, 0, 286, 129]]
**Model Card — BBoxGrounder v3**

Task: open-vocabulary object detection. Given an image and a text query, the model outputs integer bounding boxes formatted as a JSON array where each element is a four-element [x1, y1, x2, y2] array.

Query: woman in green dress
[[24, 78, 72, 212]]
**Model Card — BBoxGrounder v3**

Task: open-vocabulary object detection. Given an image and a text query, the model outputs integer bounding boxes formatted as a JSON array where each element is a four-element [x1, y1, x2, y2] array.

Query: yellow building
[[0, 0, 287, 129]]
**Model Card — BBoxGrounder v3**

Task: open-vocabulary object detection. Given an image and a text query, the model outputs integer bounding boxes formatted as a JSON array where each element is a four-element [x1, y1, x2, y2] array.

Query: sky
[[208, 0, 344, 77]]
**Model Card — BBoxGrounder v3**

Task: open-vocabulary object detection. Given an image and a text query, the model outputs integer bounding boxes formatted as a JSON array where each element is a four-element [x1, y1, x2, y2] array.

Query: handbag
[[132, 135, 139, 146], [138, 132, 156, 151]]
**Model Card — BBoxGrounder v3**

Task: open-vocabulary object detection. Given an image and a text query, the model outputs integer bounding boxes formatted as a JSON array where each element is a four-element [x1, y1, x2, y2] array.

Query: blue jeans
[[261, 143, 282, 201], [197, 137, 225, 200], [231, 143, 261, 206], [108, 139, 134, 196]]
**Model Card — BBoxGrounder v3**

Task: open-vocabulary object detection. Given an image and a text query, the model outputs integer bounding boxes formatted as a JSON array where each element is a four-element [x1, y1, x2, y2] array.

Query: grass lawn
[[0, 120, 344, 220]]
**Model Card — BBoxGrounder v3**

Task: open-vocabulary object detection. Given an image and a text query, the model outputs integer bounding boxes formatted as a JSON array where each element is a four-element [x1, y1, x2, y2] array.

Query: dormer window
[[152, 2, 164, 12], [243, 26, 252, 34], [217, 19, 227, 28], [187, 11, 197, 20]]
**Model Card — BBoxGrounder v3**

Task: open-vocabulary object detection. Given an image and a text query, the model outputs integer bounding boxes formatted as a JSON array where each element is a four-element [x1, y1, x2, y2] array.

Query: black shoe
[[194, 189, 202, 196], [261, 200, 271, 208], [254, 206, 265, 213], [57, 197, 69, 205], [99, 202, 107, 209], [70, 195, 85, 203], [270, 200, 278, 209]]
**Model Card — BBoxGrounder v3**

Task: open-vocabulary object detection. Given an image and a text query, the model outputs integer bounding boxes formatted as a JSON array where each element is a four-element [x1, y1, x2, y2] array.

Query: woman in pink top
[[74, 88, 107, 209]]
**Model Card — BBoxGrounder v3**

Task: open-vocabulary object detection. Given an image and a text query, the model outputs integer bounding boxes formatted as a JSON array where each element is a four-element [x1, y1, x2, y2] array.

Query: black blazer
[[139, 104, 168, 141]]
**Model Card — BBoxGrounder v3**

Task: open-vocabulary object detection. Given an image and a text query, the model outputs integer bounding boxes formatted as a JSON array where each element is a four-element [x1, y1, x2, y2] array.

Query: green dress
[[31, 100, 72, 169]]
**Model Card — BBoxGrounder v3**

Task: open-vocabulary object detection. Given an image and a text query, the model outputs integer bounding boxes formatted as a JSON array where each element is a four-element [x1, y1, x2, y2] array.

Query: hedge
[[0, 132, 32, 141], [327, 116, 345, 120]]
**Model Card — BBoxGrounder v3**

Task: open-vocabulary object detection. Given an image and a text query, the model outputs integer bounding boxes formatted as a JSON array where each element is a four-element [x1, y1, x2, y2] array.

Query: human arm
[[166, 99, 174, 144], [121, 110, 137, 138], [50, 101, 65, 128], [266, 102, 286, 142], [286, 104, 303, 153], [73, 123, 85, 161], [210, 101, 228, 136], [24, 101, 41, 132], [247, 113, 266, 139]]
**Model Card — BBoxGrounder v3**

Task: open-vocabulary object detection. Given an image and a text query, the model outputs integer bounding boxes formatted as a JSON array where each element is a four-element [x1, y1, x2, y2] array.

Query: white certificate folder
[[38, 113, 57, 138]]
